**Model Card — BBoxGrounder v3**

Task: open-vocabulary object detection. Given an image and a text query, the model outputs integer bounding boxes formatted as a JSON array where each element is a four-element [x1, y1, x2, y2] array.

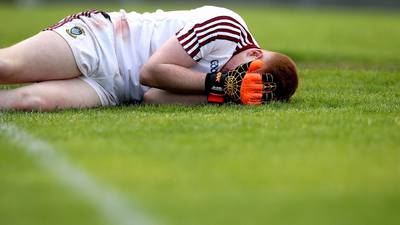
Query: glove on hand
[[205, 60, 277, 105]]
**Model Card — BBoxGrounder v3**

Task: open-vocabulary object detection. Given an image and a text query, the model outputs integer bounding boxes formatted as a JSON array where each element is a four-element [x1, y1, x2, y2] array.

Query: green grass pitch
[[0, 4, 399, 225]]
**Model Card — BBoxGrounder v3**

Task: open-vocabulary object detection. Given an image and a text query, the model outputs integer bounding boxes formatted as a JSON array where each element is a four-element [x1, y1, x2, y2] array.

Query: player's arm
[[143, 88, 207, 105], [139, 37, 206, 94], [140, 36, 272, 105]]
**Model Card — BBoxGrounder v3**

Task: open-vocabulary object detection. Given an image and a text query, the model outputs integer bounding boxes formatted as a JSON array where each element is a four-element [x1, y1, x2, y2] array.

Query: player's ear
[[247, 49, 263, 59]]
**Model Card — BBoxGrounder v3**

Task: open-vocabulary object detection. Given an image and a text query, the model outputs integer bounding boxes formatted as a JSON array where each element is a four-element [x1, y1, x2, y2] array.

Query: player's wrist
[[205, 72, 226, 104]]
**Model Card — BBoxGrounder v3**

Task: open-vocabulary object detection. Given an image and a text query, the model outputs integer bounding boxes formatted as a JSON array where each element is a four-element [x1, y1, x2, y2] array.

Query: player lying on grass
[[0, 6, 298, 111]]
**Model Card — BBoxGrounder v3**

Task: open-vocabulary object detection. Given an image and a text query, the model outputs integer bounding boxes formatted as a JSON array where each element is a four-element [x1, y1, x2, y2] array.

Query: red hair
[[259, 52, 298, 101]]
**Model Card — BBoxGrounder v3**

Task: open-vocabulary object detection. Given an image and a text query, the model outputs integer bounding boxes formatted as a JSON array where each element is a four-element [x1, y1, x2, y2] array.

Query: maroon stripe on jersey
[[210, 16, 256, 46], [189, 49, 200, 58], [177, 16, 256, 46], [185, 41, 199, 57], [179, 22, 247, 54], [189, 35, 241, 58], [199, 35, 239, 48], [180, 23, 241, 47], [181, 27, 240, 48], [177, 15, 259, 58], [177, 27, 193, 42], [176, 16, 241, 41], [192, 22, 241, 37], [233, 44, 260, 56], [197, 28, 240, 41], [184, 29, 246, 57]]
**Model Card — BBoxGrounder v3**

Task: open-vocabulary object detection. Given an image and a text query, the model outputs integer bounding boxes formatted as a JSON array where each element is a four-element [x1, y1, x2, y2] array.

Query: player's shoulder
[[190, 5, 245, 22], [192, 5, 237, 13]]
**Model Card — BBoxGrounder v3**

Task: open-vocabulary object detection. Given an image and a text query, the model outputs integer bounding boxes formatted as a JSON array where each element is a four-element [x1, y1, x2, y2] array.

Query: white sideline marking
[[0, 121, 158, 225]]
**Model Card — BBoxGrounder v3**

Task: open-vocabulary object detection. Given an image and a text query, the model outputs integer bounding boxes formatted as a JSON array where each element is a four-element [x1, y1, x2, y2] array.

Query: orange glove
[[205, 60, 276, 105]]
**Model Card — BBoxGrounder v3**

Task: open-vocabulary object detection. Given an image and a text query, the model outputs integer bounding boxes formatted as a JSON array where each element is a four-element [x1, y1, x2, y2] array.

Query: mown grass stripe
[[0, 120, 158, 225]]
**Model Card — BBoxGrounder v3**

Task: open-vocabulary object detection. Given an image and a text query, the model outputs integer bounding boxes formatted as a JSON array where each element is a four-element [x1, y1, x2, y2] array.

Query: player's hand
[[205, 60, 277, 105]]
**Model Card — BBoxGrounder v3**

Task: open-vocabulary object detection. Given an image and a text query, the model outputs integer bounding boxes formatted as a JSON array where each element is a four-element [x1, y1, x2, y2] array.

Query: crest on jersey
[[66, 26, 85, 38]]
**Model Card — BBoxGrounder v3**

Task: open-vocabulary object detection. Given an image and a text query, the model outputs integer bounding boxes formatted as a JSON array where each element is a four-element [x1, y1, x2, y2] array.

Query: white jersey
[[48, 6, 259, 105], [109, 6, 260, 101]]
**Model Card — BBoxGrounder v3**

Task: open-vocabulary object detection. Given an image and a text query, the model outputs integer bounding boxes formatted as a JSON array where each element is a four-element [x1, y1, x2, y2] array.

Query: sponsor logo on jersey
[[210, 60, 219, 73], [66, 26, 85, 38]]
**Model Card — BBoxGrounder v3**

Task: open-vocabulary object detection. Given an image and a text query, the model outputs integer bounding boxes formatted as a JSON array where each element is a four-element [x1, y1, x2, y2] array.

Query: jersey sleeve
[[175, 9, 260, 61]]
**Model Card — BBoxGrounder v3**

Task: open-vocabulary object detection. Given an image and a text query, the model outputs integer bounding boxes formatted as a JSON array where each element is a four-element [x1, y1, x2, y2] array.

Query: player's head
[[222, 49, 298, 101]]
